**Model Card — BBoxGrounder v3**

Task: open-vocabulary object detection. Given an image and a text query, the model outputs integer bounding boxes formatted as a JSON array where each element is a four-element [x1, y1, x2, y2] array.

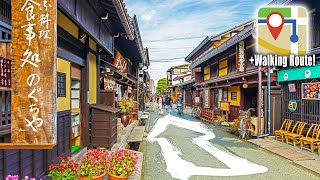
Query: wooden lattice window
[[57, 72, 66, 97]]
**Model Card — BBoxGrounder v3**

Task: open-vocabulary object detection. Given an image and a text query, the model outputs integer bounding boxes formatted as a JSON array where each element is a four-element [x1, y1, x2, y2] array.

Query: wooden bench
[[300, 124, 320, 152], [275, 119, 293, 142], [285, 121, 307, 147]]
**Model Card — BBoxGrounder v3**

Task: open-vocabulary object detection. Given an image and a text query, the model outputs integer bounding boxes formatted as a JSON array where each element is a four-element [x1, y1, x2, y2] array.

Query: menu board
[[302, 82, 320, 100], [0, 57, 11, 87]]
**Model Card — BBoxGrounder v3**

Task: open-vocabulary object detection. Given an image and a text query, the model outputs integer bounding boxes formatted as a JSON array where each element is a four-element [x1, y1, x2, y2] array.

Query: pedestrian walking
[[162, 96, 166, 110], [150, 97, 155, 112], [158, 96, 163, 114], [165, 96, 172, 114]]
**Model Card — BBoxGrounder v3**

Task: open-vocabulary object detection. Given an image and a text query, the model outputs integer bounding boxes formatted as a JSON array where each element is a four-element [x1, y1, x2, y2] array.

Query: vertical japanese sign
[[11, 0, 56, 146], [203, 89, 210, 108], [238, 41, 245, 72]]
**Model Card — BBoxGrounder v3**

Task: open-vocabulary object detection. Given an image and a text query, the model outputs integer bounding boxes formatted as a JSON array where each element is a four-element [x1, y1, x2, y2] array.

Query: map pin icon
[[267, 12, 284, 40]]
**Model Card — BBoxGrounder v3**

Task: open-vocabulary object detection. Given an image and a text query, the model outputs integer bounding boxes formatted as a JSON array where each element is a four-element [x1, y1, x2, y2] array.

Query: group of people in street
[[149, 94, 183, 115]]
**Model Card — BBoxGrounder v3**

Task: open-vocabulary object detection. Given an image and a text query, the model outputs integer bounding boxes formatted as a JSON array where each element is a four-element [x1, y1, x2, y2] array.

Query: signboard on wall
[[9, 0, 57, 148], [302, 82, 320, 100], [203, 89, 210, 108], [113, 51, 127, 75], [220, 101, 230, 112], [288, 83, 296, 92], [0, 57, 11, 87]]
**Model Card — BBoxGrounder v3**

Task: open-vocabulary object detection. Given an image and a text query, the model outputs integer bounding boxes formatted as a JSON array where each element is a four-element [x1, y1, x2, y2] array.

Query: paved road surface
[[143, 108, 320, 180]]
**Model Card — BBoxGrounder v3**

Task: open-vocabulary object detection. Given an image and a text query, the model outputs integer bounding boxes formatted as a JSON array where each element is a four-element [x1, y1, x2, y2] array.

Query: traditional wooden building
[[0, 0, 148, 179], [166, 64, 190, 103], [189, 20, 279, 124]]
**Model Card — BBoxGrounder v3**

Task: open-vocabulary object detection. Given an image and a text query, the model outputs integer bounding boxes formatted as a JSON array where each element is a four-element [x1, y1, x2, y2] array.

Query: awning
[[277, 64, 320, 82], [190, 23, 254, 69]]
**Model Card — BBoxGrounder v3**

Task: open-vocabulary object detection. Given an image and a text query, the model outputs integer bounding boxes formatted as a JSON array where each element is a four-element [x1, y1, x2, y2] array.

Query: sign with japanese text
[[238, 41, 245, 72], [11, 0, 57, 147], [0, 57, 11, 88], [203, 89, 210, 108], [113, 51, 127, 75]]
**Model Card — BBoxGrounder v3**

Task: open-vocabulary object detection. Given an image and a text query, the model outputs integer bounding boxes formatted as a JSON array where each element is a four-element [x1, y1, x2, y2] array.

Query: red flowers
[[48, 156, 79, 179]]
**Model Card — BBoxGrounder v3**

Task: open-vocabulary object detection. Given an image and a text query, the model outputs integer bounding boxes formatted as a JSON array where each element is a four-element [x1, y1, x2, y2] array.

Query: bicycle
[[239, 108, 255, 139], [191, 106, 202, 118]]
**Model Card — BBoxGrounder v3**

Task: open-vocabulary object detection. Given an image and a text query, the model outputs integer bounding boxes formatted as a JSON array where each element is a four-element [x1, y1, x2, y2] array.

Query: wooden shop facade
[[0, 0, 148, 179], [189, 20, 278, 123]]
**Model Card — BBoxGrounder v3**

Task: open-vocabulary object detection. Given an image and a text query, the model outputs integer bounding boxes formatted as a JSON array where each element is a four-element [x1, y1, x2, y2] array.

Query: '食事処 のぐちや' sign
[[9, 0, 57, 148]]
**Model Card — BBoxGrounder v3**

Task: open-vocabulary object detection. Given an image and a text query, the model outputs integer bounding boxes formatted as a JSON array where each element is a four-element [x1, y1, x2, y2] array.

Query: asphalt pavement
[[142, 108, 320, 180]]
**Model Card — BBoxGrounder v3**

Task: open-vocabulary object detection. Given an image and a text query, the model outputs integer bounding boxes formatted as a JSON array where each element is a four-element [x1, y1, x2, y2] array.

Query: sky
[[125, 0, 270, 84]]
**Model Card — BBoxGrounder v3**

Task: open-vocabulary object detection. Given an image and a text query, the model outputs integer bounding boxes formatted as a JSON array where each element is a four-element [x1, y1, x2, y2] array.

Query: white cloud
[[125, 0, 270, 83], [141, 10, 157, 22]]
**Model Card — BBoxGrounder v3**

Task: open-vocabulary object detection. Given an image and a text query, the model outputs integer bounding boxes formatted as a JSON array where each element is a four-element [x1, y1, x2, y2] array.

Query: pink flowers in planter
[[78, 148, 109, 178], [107, 148, 138, 177], [5, 175, 37, 180]]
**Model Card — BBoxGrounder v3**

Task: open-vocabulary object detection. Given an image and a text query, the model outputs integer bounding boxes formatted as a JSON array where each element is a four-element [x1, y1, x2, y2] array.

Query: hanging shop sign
[[203, 89, 210, 108], [277, 65, 320, 82], [288, 99, 297, 112], [238, 41, 245, 72], [104, 78, 116, 91], [302, 82, 320, 100], [9, 0, 57, 148], [288, 83, 296, 92], [0, 57, 11, 88], [113, 51, 127, 75]]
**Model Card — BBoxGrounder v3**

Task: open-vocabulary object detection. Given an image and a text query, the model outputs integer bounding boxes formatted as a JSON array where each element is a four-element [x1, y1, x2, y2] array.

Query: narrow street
[[143, 109, 319, 180]]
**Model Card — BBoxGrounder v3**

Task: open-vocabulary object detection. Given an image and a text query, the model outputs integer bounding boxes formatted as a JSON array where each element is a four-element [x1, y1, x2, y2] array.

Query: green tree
[[156, 78, 168, 93]]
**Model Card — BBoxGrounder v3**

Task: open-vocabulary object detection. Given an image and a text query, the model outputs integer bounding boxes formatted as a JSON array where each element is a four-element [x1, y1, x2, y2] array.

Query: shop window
[[57, 72, 66, 97], [204, 65, 210, 80], [228, 57, 236, 73], [210, 63, 218, 77], [231, 92, 237, 100], [219, 60, 228, 76]]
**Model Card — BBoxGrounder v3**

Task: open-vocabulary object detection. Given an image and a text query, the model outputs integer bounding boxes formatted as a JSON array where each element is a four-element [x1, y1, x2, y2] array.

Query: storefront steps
[[248, 137, 320, 176]]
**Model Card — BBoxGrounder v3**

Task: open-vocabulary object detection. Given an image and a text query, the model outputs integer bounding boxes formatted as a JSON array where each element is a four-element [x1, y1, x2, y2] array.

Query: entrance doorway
[[243, 87, 258, 116], [71, 64, 82, 153]]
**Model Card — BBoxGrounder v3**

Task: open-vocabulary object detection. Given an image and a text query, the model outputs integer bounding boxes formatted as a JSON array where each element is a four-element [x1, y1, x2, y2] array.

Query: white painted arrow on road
[[147, 114, 268, 180]]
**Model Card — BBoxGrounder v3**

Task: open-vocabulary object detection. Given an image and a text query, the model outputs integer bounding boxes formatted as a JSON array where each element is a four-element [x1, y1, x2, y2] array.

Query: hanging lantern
[[242, 84, 248, 89]]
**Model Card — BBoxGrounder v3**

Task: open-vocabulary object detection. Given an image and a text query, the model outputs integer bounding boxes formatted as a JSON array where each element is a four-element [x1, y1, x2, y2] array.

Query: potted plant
[[48, 156, 79, 180], [118, 98, 134, 127], [107, 149, 138, 180], [79, 149, 108, 180]]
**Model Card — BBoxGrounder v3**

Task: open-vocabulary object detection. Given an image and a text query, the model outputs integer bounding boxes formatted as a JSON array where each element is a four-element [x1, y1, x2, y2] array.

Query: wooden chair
[[300, 124, 320, 152], [285, 121, 307, 147], [318, 142, 320, 156], [275, 119, 293, 142]]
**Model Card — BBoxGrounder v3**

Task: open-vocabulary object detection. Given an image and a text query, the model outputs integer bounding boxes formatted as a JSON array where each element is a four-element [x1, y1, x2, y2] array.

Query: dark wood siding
[[0, 110, 71, 179], [49, 110, 71, 164]]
